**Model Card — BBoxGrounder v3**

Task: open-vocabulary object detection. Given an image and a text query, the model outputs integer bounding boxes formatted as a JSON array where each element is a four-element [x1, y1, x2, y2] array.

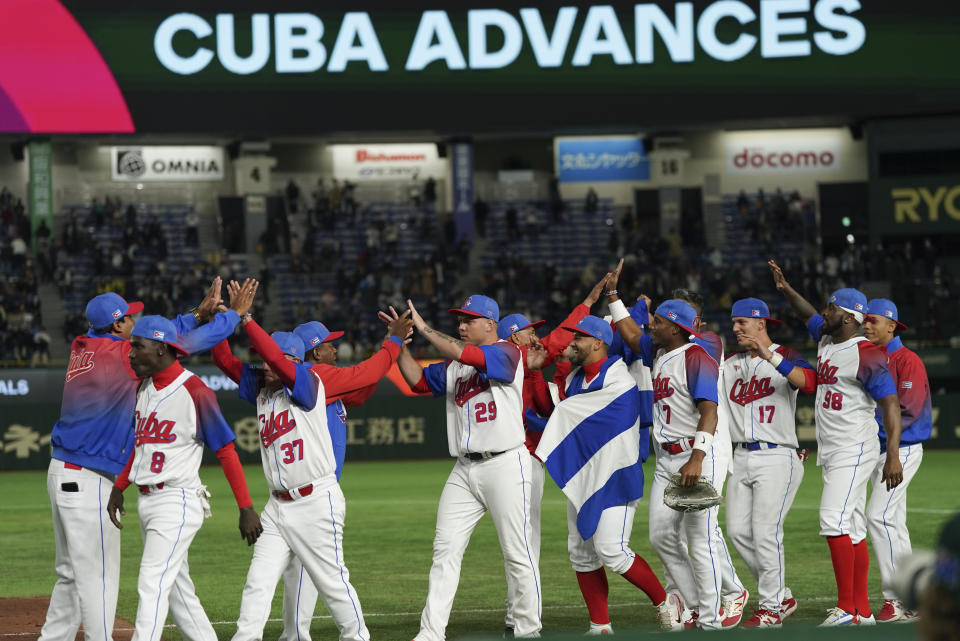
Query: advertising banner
[[110, 146, 225, 181], [28, 140, 53, 246], [2, 3, 959, 135], [331, 143, 446, 181], [724, 129, 846, 174], [556, 137, 650, 183], [870, 177, 960, 236]]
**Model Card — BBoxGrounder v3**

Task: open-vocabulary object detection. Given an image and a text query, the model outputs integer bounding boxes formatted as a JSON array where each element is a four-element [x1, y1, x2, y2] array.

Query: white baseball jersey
[[422, 341, 525, 457], [651, 342, 719, 445], [238, 363, 333, 492], [129, 366, 236, 488], [808, 315, 897, 459], [722, 345, 815, 446]]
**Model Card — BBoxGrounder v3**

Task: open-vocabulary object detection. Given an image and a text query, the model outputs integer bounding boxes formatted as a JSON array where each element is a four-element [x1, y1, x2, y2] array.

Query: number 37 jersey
[[808, 315, 896, 457], [239, 363, 334, 492]]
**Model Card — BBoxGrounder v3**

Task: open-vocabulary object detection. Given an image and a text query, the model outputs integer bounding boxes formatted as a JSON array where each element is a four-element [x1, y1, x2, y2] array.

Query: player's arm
[[185, 377, 263, 545], [603, 258, 650, 354], [243, 319, 320, 409], [877, 394, 903, 490], [857, 341, 903, 489], [407, 298, 468, 361], [678, 346, 720, 487], [211, 339, 244, 383], [768, 260, 817, 325], [740, 339, 816, 392], [106, 450, 136, 529], [540, 272, 609, 359], [335, 383, 378, 408], [526, 342, 555, 416], [178, 277, 259, 355], [314, 315, 413, 398]]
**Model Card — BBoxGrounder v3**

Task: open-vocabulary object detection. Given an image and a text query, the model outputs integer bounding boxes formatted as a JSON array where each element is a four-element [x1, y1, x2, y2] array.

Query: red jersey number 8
[[150, 451, 165, 473], [822, 390, 844, 410], [475, 401, 497, 423]]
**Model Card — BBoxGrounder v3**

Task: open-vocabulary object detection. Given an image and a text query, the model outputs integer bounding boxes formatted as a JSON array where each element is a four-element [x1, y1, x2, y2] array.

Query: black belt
[[463, 450, 506, 461], [737, 441, 779, 451]]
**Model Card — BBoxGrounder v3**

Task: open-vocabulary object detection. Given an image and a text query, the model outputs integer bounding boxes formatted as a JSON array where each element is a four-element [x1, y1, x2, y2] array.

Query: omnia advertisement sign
[[2, 1, 960, 134]]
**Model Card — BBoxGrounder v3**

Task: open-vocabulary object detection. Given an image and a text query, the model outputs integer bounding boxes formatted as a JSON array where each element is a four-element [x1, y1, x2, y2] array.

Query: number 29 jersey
[[808, 315, 896, 459]]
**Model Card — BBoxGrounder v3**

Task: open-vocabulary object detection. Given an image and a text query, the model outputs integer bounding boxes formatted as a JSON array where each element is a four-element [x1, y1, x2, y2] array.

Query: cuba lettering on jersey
[[246, 367, 335, 492], [129, 370, 236, 488], [651, 342, 719, 445], [877, 337, 933, 444], [422, 341, 525, 457], [722, 345, 814, 446], [808, 315, 897, 457]]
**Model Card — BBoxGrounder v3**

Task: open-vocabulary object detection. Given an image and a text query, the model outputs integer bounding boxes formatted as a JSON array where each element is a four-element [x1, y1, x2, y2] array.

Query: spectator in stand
[[475, 197, 490, 238], [424, 176, 437, 213], [585, 187, 599, 214], [185, 209, 200, 246]]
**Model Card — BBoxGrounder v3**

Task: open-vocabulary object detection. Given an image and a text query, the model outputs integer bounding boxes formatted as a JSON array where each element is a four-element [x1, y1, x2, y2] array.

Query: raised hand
[[227, 278, 259, 317], [195, 276, 223, 322], [388, 309, 415, 340], [605, 258, 624, 296], [526, 341, 548, 371], [582, 272, 610, 307], [768, 260, 790, 291], [406, 299, 428, 332]]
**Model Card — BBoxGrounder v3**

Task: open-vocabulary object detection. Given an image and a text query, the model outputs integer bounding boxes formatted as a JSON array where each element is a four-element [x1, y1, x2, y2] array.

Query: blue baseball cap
[[131, 315, 188, 356], [654, 299, 701, 338], [85, 292, 143, 329], [563, 315, 613, 346], [829, 288, 867, 316], [449, 294, 499, 321], [867, 299, 907, 331], [269, 331, 305, 360], [293, 321, 344, 349], [497, 313, 546, 340], [731, 297, 782, 326]]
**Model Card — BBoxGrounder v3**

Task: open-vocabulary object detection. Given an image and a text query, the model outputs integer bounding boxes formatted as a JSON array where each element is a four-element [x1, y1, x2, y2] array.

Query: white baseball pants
[[654, 448, 745, 615], [130, 487, 215, 641], [504, 455, 544, 630], [232, 480, 369, 641], [649, 445, 725, 629], [567, 499, 640, 574], [867, 443, 924, 600], [39, 460, 121, 641], [725, 446, 804, 612], [818, 441, 880, 542], [415, 448, 541, 641]]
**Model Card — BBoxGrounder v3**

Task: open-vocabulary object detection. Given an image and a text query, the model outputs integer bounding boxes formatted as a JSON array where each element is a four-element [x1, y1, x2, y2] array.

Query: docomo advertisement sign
[[110, 146, 225, 181], [724, 130, 845, 174], [332, 144, 446, 181]]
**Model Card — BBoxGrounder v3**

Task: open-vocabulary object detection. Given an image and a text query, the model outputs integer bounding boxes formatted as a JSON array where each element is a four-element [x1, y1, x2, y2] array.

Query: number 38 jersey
[[238, 362, 334, 492], [721, 345, 814, 447], [650, 342, 719, 445], [130, 365, 237, 488], [422, 341, 525, 457], [808, 315, 897, 459]]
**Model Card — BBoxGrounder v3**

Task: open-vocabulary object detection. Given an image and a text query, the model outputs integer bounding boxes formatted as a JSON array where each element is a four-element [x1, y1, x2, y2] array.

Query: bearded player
[[770, 260, 902, 626]]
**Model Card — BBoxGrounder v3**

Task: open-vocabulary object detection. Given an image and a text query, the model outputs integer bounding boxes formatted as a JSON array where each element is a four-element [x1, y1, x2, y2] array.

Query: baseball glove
[[663, 474, 722, 512]]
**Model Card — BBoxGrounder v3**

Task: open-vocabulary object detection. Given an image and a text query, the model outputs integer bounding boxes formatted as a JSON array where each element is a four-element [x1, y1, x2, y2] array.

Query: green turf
[[3, 452, 959, 639]]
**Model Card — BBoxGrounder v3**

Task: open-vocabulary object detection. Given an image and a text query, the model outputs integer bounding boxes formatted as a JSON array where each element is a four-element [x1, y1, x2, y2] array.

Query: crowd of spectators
[[0, 187, 49, 364]]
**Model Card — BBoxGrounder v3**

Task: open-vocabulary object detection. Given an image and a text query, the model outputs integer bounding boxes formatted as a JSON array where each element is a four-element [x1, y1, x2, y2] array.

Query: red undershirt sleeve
[[411, 373, 432, 394], [244, 320, 298, 388], [458, 344, 486, 369], [215, 442, 253, 509], [211, 339, 244, 383], [114, 449, 135, 491]]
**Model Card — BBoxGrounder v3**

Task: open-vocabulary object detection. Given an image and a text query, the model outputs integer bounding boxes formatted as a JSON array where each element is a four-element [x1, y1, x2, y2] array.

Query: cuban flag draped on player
[[535, 357, 646, 540]]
